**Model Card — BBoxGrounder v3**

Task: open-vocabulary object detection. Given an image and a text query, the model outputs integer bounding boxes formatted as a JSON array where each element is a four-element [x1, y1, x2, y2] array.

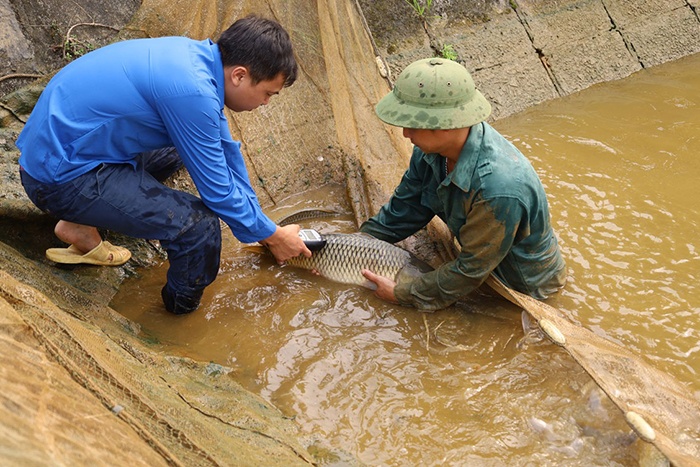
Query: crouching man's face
[[224, 66, 286, 112]]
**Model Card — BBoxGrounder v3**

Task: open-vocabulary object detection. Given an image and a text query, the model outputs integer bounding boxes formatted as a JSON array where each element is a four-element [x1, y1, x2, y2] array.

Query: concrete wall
[[358, 0, 700, 120]]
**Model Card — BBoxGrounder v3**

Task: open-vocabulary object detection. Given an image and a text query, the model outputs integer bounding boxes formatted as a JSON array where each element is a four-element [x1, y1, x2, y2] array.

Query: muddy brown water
[[112, 52, 700, 466]]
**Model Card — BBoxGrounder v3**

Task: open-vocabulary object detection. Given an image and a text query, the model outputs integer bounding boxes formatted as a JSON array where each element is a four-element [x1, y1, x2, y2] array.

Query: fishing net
[[0, 242, 315, 466], [418, 223, 700, 466], [485, 274, 700, 466]]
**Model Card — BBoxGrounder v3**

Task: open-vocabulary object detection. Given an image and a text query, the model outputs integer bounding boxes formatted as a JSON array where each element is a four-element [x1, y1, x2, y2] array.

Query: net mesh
[[417, 225, 700, 466], [0, 240, 315, 466], [486, 269, 700, 466]]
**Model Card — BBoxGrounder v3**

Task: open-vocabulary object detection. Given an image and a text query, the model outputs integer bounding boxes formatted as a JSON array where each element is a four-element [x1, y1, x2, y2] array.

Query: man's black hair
[[217, 15, 297, 87]]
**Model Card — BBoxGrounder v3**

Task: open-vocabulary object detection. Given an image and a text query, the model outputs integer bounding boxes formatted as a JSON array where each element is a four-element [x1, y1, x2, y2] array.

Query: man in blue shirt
[[361, 58, 566, 310], [17, 15, 311, 314]]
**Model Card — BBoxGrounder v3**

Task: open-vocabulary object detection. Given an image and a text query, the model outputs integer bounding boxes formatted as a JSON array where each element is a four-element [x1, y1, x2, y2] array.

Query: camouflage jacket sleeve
[[394, 195, 521, 310], [359, 149, 436, 242]]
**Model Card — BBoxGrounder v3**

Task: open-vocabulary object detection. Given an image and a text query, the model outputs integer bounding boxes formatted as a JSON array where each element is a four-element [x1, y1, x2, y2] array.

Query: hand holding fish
[[362, 269, 399, 304], [261, 225, 312, 264]]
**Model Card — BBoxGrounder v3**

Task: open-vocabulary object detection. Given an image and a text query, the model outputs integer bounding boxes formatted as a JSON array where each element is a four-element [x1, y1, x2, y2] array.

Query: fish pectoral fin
[[361, 279, 378, 291]]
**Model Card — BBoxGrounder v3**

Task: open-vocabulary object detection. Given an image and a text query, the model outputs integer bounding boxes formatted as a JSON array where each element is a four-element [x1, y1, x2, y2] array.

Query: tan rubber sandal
[[45, 241, 131, 266]]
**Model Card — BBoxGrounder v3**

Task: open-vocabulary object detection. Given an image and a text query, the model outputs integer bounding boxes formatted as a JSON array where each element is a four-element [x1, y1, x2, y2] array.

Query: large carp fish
[[265, 209, 434, 289], [286, 231, 434, 289]]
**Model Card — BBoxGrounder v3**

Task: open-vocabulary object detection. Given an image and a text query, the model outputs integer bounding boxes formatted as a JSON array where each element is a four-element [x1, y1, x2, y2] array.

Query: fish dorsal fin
[[275, 208, 342, 226]]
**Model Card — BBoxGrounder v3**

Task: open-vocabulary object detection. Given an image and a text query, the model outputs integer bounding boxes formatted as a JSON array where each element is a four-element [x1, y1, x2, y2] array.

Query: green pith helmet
[[375, 58, 492, 129]]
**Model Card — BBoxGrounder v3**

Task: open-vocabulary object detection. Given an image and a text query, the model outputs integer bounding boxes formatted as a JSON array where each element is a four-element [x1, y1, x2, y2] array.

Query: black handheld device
[[298, 229, 327, 251]]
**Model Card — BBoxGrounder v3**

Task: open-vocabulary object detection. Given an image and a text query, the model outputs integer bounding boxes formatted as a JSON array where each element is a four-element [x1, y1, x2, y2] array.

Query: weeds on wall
[[60, 22, 118, 61], [404, 0, 433, 19], [438, 44, 457, 61], [403, 0, 459, 61]]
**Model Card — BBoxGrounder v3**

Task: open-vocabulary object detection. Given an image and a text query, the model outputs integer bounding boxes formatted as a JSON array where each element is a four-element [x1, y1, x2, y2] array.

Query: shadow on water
[[112, 53, 700, 466]]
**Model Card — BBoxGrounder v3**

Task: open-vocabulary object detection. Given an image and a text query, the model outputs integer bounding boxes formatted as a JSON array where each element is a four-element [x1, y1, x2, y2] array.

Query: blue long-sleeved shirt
[[16, 37, 276, 243]]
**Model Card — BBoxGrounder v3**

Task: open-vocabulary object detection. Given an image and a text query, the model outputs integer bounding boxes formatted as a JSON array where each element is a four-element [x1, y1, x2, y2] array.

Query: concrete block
[[611, 5, 700, 67], [451, 17, 558, 119], [517, 0, 612, 49], [545, 29, 641, 95], [603, 0, 687, 23], [515, 0, 642, 95]]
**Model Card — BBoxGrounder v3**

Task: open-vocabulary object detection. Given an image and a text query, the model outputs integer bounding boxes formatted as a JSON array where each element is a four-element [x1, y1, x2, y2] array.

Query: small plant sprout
[[439, 44, 458, 61], [404, 0, 434, 19]]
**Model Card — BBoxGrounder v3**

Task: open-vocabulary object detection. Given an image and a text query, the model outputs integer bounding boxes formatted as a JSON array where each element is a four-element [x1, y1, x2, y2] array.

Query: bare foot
[[54, 220, 102, 253]]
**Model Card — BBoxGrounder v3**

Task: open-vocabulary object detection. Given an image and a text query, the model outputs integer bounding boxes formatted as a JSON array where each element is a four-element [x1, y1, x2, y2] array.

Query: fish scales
[[286, 232, 433, 288]]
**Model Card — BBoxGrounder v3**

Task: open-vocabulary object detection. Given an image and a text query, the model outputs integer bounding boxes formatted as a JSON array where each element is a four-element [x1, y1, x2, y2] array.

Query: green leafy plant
[[438, 44, 458, 61], [64, 38, 95, 60], [61, 22, 118, 61], [404, 0, 434, 19]]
